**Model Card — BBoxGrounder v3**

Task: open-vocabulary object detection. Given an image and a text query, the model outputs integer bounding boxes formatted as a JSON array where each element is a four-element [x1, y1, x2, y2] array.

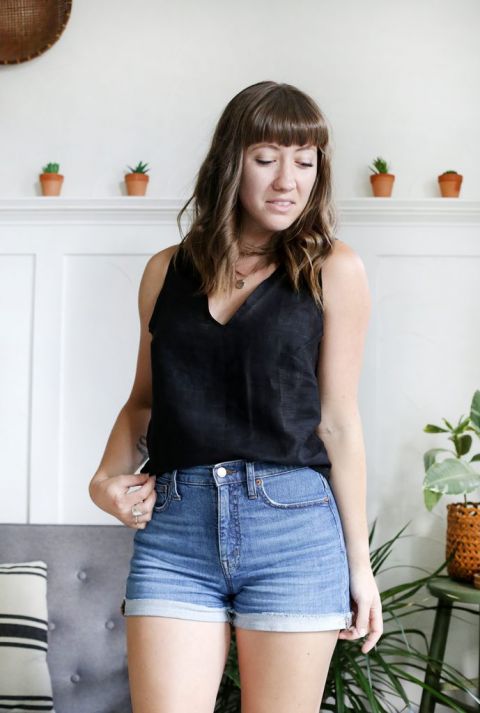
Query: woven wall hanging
[[0, 0, 72, 65]]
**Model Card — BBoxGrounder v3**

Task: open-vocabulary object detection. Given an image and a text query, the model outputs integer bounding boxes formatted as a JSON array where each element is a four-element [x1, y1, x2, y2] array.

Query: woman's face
[[238, 141, 318, 241]]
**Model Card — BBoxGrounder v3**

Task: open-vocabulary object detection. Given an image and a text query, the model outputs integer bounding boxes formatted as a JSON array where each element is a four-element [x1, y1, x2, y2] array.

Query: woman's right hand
[[89, 473, 157, 529]]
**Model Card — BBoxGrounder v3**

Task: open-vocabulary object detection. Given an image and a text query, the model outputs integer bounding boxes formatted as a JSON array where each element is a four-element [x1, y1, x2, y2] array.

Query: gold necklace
[[234, 258, 267, 289]]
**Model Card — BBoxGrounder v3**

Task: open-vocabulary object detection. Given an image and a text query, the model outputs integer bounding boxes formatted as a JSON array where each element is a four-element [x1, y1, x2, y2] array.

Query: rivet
[[105, 620, 115, 630], [217, 466, 227, 477], [70, 673, 80, 683], [77, 570, 87, 581], [256, 478, 261, 484]]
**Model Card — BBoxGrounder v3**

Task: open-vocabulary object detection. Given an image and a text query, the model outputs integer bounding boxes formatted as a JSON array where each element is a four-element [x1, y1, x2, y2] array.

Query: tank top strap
[[148, 249, 181, 334]]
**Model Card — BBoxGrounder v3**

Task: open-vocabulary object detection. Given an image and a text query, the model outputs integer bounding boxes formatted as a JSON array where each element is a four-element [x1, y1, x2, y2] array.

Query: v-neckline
[[205, 263, 284, 328]]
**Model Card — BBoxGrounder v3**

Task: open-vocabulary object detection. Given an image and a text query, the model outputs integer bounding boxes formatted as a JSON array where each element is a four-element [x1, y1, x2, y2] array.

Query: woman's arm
[[88, 244, 178, 497], [316, 238, 382, 653]]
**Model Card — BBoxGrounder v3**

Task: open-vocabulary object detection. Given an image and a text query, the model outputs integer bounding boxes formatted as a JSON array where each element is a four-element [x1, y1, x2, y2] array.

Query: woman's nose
[[273, 162, 296, 189]]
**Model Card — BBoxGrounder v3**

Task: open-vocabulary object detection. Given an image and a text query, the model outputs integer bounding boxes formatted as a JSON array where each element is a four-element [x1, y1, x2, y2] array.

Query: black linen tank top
[[140, 246, 332, 477]]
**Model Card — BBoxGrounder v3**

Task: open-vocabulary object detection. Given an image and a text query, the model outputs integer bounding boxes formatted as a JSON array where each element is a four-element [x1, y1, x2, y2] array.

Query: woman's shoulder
[[145, 243, 181, 275], [139, 243, 181, 321], [322, 238, 366, 278], [320, 238, 369, 310]]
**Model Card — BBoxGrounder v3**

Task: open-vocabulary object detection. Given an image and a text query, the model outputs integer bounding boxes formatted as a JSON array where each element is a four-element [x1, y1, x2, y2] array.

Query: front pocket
[[153, 474, 173, 512], [257, 467, 330, 509]]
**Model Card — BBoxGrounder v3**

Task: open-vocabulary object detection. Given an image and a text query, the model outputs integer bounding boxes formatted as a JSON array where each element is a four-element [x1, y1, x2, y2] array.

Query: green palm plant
[[215, 520, 479, 712]]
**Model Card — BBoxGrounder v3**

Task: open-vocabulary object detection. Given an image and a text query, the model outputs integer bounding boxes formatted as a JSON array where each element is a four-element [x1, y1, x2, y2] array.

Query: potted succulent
[[368, 156, 395, 197], [422, 389, 480, 582], [125, 161, 150, 196], [438, 170, 463, 198], [39, 162, 64, 196], [215, 521, 478, 712]]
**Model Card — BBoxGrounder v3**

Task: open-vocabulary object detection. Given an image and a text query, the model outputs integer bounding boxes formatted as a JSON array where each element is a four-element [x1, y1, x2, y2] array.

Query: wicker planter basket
[[446, 501, 480, 582], [0, 0, 72, 65]]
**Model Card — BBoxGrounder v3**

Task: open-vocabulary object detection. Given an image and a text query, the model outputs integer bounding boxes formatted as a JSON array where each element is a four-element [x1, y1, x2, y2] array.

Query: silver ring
[[131, 503, 144, 526]]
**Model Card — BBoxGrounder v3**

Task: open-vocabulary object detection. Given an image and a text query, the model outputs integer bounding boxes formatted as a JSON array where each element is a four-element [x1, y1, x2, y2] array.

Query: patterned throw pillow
[[0, 561, 54, 712]]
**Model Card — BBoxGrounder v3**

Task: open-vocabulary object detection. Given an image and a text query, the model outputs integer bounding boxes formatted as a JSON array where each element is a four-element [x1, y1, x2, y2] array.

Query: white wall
[[0, 0, 479, 199]]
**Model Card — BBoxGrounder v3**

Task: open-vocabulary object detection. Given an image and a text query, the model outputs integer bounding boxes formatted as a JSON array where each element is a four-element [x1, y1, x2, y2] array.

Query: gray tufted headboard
[[0, 523, 135, 713]]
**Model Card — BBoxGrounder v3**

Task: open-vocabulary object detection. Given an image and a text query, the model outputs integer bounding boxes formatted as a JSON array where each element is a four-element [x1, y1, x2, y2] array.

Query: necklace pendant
[[235, 278, 245, 289]]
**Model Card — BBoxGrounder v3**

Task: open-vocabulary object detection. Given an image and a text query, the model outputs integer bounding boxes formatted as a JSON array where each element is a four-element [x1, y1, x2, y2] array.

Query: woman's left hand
[[338, 564, 383, 654]]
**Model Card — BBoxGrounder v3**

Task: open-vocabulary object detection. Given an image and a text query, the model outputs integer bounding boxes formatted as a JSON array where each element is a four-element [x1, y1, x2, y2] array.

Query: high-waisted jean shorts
[[121, 459, 354, 632]]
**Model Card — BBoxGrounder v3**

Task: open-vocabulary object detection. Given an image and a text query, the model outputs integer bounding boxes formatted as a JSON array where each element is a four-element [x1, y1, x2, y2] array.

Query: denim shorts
[[121, 459, 353, 632]]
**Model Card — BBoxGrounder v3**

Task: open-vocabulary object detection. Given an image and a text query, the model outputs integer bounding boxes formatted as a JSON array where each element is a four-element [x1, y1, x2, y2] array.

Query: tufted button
[[77, 570, 87, 581], [105, 620, 115, 630], [70, 673, 80, 684], [48, 621, 56, 631], [217, 466, 227, 477]]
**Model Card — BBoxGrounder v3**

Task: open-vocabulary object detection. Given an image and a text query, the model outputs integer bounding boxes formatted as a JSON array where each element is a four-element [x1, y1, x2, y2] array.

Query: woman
[[89, 80, 383, 713]]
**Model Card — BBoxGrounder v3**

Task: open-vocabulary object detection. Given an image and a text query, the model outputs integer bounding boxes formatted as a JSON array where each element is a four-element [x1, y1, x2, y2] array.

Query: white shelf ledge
[[0, 197, 479, 225]]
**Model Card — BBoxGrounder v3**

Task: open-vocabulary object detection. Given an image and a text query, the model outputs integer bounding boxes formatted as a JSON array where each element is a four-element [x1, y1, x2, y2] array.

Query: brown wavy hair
[[175, 80, 337, 310]]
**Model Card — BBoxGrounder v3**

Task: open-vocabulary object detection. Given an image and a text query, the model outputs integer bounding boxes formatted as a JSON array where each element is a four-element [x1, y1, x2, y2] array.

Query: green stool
[[419, 575, 480, 713]]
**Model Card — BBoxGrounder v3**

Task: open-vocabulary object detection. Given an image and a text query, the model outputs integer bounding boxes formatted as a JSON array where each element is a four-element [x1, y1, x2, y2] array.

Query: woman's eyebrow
[[250, 143, 315, 152]]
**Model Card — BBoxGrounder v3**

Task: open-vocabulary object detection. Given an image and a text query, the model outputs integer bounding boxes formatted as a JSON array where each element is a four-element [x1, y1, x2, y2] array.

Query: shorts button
[[217, 466, 227, 477]]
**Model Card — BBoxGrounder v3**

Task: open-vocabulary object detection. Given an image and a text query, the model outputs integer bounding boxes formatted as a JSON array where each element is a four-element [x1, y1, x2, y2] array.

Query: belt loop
[[246, 461, 258, 499], [171, 469, 181, 499]]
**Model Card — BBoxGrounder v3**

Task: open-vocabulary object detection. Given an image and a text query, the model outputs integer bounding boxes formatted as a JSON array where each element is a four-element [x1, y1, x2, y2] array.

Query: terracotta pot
[[125, 173, 149, 196], [370, 173, 395, 197], [446, 501, 480, 582], [39, 173, 64, 196], [438, 173, 463, 198]]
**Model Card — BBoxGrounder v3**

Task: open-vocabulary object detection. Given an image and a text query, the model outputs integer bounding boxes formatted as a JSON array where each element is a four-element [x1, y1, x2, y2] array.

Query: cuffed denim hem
[[121, 597, 231, 622], [231, 609, 354, 632], [121, 597, 353, 632]]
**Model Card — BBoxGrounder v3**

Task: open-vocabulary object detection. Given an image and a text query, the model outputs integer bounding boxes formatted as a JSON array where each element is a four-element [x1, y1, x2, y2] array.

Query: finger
[[126, 475, 156, 498], [362, 608, 383, 651], [124, 514, 146, 529], [338, 627, 362, 640], [131, 513, 148, 529], [353, 600, 372, 638], [356, 611, 382, 653], [124, 474, 150, 487], [126, 485, 142, 495], [360, 626, 382, 653], [127, 497, 153, 529]]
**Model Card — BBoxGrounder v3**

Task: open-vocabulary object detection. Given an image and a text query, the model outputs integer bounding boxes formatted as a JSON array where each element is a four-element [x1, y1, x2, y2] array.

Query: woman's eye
[[255, 159, 313, 168]]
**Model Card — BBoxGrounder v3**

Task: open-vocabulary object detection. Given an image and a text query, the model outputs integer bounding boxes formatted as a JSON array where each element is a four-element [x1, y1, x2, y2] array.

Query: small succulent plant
[[127, 161, 150, 174], [42, 163, 60, 173], [369, 157, 390, 174], [441, 170, 458, 175]]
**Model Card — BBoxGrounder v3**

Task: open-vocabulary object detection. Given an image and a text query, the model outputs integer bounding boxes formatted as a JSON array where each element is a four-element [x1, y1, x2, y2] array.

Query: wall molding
[[0, 197, 480, 225]]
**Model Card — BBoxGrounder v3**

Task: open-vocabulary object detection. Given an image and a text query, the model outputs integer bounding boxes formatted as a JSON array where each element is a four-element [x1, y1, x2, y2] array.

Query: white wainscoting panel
[[1, 199, 479, 542]]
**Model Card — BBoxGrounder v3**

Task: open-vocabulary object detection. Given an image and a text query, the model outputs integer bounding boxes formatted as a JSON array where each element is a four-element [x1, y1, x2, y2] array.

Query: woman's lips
[[267, 200, 294, 212]]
